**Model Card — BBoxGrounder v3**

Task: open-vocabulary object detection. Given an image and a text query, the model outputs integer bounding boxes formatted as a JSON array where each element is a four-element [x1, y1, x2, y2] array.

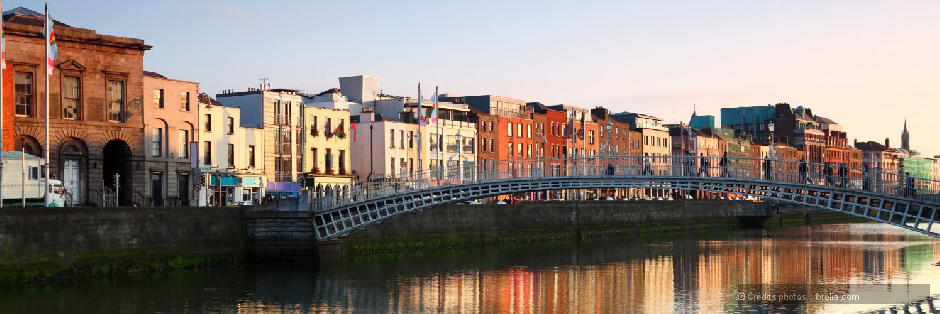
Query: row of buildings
[[1, 7, 936, 207]]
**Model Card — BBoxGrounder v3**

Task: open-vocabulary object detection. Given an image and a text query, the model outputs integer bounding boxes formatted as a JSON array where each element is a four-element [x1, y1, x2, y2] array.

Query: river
[[1, 223, 938, 313]]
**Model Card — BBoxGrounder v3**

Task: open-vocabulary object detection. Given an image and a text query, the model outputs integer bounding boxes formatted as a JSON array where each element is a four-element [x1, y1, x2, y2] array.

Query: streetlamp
[[768, 121, 775, 181]]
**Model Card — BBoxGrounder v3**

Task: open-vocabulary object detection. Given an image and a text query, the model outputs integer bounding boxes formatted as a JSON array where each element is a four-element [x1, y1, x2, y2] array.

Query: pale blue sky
[[9, 0, 940, 154]]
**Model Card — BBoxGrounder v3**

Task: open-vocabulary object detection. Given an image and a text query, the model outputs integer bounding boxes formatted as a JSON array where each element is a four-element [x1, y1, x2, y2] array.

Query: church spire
[[901, 118, 910, 151]]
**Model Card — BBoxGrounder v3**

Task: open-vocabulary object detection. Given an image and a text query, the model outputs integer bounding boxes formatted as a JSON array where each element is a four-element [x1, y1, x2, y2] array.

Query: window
[[340, 150, 346, 173], [408, 131, 414, 148], [227, 117, 235, 134], [490, 139, 495, 152], [14, 71, 33, 116], [180, 91, 190, 111], [518, 143, 523, 156], [527, 144, 532, 158], [107, 80, 125, 122], [62, 76, 81, 119], [508, 142, 513, 157], [29, 166, 39, 180], [390, 158, 395, 176], [228, 143, 235, 166], [310, 147, 318, 171], [153, 89, 164, 108], [178, 130, 189, 158], [507, 122, 513, 136], [278, 129, 291, 154], [325, 149, 333, 172], [248, 145, 255, 167], [203, 141, 212, 165], [399, 130, 404, 149], [527, 124, 532, 138], [390, 129, 396, 148], [489, 121, 494, 132], [310, 117, 318, 136], [482, 138, 488, 152], [204, 114, 212, 132], [517, 123, 522, 137], [151, 127, 163, 157]]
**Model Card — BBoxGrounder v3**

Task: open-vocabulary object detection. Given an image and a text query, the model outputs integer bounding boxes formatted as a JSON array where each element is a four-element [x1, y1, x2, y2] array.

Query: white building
[[197, 96, 265, 206], [341, 75, 476, 182], [351, 110, 421, 180]]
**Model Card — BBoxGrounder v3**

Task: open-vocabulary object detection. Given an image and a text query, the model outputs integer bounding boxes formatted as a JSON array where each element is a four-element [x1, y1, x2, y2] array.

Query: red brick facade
[[2, 65, 13, 150], [5, 11, 151, 205]]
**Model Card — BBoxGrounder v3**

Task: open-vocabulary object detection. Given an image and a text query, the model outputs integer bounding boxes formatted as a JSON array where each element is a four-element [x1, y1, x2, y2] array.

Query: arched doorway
[[59, 138, 88, 206], [15, 135, 42, 157], [103, 139, 131, 206]]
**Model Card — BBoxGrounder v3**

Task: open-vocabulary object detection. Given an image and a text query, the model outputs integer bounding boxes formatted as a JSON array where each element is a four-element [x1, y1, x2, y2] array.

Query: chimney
[[885, 138, 890, 148]]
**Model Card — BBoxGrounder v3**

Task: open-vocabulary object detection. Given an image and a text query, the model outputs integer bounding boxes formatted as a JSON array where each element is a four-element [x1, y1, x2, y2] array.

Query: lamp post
[[768, 121, 775, 180]]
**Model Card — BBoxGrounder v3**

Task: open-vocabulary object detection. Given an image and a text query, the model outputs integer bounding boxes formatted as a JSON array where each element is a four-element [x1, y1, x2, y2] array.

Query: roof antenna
[[259, 77, 270, 91]]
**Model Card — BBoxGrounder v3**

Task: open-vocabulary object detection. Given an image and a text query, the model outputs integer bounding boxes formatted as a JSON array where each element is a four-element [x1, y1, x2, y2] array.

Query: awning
[[210, 175, 239, 187], [266, 182, 300, 193]]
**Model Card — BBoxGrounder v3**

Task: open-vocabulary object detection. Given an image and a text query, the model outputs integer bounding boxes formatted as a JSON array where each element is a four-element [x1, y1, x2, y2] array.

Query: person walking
[[838, 163, 848, 188], [720, 152, 729, 177], [799, 158, 808, 184], [862, 164, 870, 192]]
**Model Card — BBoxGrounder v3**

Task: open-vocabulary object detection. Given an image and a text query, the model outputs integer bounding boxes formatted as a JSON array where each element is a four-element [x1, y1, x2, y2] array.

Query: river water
[[2, 223, 939, 313]]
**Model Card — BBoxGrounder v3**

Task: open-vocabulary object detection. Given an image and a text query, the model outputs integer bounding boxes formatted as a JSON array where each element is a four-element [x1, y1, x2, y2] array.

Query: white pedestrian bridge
[[312, 156, 940, 241]]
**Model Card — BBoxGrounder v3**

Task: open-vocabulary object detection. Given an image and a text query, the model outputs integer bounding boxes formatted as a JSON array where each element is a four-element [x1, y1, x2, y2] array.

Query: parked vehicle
[[0, 152, 66, 207]]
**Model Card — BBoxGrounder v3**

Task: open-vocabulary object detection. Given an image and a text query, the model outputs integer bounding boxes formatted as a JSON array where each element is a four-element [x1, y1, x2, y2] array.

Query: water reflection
[[0, 223, 938, 313]]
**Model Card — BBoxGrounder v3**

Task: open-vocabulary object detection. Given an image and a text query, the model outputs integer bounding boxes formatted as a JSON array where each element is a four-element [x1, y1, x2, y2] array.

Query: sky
[[8, 0, 940, 155]]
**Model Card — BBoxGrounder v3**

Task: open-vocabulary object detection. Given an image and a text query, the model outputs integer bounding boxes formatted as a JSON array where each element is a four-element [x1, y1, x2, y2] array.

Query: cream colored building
[[197, 96, 265, 205], [217, 88, 304, 197], [142, 72, 199, 206], [302, 92, 353, 193]]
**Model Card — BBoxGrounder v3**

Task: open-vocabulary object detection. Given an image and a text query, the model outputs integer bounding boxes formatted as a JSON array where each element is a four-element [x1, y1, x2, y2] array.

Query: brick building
[[5, 8, 151, 205], [142, 72, 199, 206]]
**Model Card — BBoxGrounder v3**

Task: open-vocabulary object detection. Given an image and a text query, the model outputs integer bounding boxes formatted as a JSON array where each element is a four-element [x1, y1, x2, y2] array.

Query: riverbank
[[319, 200, 870, 260], [0, 202, 871, 286], [0, 207, 246, 286]]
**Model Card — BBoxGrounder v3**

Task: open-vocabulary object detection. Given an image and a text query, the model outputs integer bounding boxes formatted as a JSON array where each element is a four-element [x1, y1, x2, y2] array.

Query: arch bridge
[[313, 156, 940, 241]]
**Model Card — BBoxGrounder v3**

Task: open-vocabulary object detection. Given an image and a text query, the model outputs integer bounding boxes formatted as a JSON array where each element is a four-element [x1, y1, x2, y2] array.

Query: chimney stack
[[885, 138, 890, 148]]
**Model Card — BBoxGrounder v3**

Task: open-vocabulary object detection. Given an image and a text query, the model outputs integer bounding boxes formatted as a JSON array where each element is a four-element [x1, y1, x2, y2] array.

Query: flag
[[46, 5, 58, 75], [417, 83, 425, 126], [335, 119, 344, 134], [564, 111, 575, 140], [351, 122, 358, 143], [431, 87, 439, 124], [577, 112, 585, 140]]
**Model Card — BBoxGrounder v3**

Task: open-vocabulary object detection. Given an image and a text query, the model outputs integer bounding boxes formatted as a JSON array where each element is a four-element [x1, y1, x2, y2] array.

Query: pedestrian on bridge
[[838, 163, 848, 188], [763, 157, 773, 180], [904, 172, 917, 199], [643, 155, 653, 175], [698, 155, 710, 177], [824, 162, 834, 187], [799, 158, 808, 184], [719, 153, 729, 177], [862, 164, 871, 192]]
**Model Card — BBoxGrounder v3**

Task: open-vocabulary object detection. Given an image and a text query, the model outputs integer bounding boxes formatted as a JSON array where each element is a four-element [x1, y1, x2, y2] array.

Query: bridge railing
[[313, 155, 940, 211]]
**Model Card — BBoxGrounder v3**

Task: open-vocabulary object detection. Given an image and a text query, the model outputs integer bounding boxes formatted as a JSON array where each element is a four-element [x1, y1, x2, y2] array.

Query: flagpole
[[43, 4, 51, 206], [0, 0, 5, 209], [416, 83, 422, 183]]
